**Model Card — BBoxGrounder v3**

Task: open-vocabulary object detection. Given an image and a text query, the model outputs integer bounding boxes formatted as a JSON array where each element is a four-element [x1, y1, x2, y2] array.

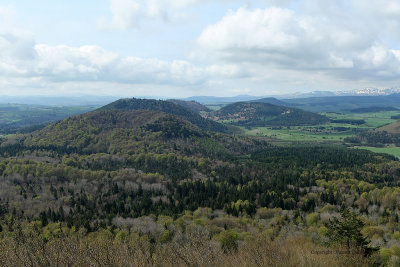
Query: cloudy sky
[[1, 0, 400, 97]]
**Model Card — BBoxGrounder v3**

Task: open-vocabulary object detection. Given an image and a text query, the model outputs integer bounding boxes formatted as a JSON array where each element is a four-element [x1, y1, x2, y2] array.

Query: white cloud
[[0, 4, 248, 96], [197, 5, 400, 81], [199, 8, 301, 51], [4, 1, 400, 97], [30, 45, 209, 85], [0, 39, 246, 89]]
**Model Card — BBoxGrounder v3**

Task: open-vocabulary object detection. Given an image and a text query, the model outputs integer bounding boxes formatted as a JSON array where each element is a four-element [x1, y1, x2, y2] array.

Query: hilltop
[[250, 97, 289, 107], [207, 102, 330, 126], [0, 97, 398, 265], [100, 98, 228, 133], [22, 108, 260, 157]]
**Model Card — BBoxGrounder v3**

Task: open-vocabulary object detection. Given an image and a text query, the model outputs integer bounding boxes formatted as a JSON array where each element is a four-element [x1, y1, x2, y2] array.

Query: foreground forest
[[1, 98, 400, 265]]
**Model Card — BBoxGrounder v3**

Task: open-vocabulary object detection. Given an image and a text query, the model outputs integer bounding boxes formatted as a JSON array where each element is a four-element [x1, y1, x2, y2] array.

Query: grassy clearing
[[323, 111, 400, 128], [236, 111, 400, 142], [353, 146, 400, 158], [205, 104, 225, 111], [240, 126, 355, 142], [379, 120, 400, 133]]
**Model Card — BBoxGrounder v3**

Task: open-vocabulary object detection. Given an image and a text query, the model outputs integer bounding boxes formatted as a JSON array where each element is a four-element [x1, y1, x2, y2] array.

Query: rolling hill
[[207, 102, 330, 126], [344, 120, 400, 146], [378, 120, 400, 134], [1, 96, 398, 265], [23, 108, 259, 157], [100, 98, 228, 133], [250, 97, 290, 107]]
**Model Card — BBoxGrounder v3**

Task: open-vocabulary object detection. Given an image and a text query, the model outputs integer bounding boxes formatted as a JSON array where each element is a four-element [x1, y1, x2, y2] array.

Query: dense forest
[[1, 99, 400, 265], [345, 130, 400, 147]]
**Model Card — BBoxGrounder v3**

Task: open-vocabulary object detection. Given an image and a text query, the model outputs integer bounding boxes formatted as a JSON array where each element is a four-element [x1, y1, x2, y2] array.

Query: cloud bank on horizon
[[1, 0, 400, 97]]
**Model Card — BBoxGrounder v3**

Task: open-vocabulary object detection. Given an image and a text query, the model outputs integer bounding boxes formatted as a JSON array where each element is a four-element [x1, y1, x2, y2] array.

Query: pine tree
[[325, 208, 379, 257]]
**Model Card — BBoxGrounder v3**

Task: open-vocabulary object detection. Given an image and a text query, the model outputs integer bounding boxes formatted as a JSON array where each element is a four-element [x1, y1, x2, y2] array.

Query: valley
[[1, 96, 400, 265], [3, 1, 400, 265], [0, 104, 98, 134]]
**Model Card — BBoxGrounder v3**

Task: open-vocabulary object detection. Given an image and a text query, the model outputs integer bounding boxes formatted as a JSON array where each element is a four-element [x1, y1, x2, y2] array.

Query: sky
[[1, 0, 400, 98]]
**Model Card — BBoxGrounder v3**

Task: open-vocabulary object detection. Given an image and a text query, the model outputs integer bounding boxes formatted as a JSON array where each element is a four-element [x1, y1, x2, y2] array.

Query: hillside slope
[[100, 98, 227, 133], [378, 120, 400, 134], [207, 102, 330, 126], [23, 109, 260, 157], [250, 97, 289, 106]]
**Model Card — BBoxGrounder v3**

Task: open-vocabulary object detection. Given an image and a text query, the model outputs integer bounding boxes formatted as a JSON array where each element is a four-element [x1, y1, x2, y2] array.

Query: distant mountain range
[[279, 87, 400, 98], [184, 95, 262, 103], [184, 87, 400, 104], [2, 87, 400, 107], [333, 87, 400, 96]]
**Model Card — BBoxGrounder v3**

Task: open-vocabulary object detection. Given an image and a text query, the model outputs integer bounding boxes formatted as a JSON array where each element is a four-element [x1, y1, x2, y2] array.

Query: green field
[[353, 146, 400, 158], [241, 126, 356, 141], [205, 104, 225, 111], [323, 111, 400, 128], [236, 110, 400, 143]]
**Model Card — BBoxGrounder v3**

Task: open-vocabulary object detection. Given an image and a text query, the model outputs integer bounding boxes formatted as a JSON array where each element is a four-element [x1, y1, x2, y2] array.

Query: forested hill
[[22, 109, 261, 157], [100, 98, 228, 133], [344, 119, 400, 146], [250, 97, 289, 106], [2, 100, 400, 264], [207, 102, 330, 126]]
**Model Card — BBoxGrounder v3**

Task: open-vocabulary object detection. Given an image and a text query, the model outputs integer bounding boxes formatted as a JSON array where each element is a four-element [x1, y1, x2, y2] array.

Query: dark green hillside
[[1, 104, 399, 263], [208, 102, 329, 126], [100, 98, 228, 132], [23, 109, 259, 157], [167, 99, 211, 113], [344, 130, 400, 146]]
